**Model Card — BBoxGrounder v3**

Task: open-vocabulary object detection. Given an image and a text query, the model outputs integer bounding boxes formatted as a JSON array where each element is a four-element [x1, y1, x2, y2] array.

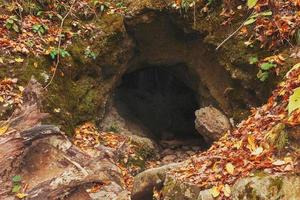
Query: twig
[[216, 11, 254, 51], [193, 1, 196, 29], [43, 0, 76, 89], [62, 155, 89, 176]]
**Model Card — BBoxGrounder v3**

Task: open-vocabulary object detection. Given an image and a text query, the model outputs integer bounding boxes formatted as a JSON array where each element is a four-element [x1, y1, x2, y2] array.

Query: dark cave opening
[[114, 65, 206, 144]]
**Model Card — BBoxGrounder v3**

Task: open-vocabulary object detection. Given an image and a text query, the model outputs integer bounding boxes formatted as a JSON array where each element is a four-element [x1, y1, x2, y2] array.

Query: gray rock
[[232, 174, 300, 200], [162, 173, 300, 200], [162, 174, 203, 200], [195, 106, 231, 143], [131, 162, 184, 200]]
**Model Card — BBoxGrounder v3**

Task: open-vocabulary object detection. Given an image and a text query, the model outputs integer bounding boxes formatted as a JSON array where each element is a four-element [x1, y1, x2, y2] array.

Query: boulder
[[162, 173, 300, 200], [195, 106, 231, 143], [232, 174, 300, 200], [131, 162, 184, 200]]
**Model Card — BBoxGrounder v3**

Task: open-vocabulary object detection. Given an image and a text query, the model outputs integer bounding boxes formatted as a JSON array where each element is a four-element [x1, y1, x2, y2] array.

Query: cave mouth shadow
[[114, 65, 207, 145]]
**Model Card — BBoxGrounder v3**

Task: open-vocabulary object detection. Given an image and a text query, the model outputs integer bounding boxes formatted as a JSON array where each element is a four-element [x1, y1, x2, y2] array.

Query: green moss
[[124, 140, 156, 171], [268, 177, 283, 198], [244, 182, 261, 200]]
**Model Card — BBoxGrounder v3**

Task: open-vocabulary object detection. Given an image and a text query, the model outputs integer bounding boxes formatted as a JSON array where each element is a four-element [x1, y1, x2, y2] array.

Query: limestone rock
[[195, 106, 231, 143]]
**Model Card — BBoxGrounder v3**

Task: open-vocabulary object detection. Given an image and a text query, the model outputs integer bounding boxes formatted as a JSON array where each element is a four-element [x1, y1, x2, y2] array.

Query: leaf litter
[[170, 63, 300, 198]]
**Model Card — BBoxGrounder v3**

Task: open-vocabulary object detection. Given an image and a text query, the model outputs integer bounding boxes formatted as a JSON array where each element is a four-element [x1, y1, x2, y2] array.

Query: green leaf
[[257, 70, 269, 81], [260, 11, 272, 16], [7, 19, 14, 24], [60, 49, 70, 58], [12, 24, 19, 32], [288, 87, 300, 115], [5, 23, 12, 29], [247, 0, 258, 8], [12, 185, 21, 193], [50, 50, 58, 59], [37, 11, 43, 16], [260, 62, 276, 70], [249, 56, 258, 64], [12, 175, 22, 182], [244, 18, 257, 25]]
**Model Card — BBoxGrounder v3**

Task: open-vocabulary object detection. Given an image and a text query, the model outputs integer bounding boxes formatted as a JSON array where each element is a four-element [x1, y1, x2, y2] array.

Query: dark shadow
[[114, 65, 203, 141]]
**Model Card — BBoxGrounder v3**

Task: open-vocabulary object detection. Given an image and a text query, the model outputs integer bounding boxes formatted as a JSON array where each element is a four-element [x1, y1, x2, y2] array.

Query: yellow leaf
[[0, 96, 4, 102], [0, 123, 9, 135], [233, 140, 242, 149], [286, 63, 300, 77], [251, 146, 263, 156], [288, 87, 300, 115], [223, 184, 231, 197], [209, 186, 220, 198], [18, 86, 24, 92], [0, 57, 3, 64], [247, 135, 256, 151], [15, 58, 24, 63], [225, 163, 235, 175], [15, 193, 27, 199], [272, 159, 285, 166]]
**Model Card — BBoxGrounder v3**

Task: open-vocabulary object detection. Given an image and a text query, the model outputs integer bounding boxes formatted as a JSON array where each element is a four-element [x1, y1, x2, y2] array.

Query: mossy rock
[[232, 174, 300, 200]]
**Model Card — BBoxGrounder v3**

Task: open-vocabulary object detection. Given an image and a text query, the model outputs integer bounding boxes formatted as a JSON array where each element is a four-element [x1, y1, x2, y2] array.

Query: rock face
[[195, 106, 231, 143]]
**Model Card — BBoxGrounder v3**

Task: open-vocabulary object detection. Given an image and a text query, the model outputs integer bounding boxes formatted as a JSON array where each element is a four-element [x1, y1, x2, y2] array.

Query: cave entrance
[[114, 65, 206, 146]]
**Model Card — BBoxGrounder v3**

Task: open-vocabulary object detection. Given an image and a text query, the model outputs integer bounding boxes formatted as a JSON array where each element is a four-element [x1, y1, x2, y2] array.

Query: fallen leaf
[[209, 186, 220, 198], [223, 184, 231, 197], [0, 123, 9, 135], [272, 159, 285, 166], [225, 163, 235, 174], [15, 193, 27, 199], [288, 87, 300, 115], [15, 58, 24, 63], [251, 146, 263, 156], [247, 135, 257, 151], [18, 86, 24, 92]]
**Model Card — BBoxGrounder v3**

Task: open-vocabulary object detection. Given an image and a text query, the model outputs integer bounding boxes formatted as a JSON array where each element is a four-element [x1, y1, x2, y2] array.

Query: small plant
[[257, 61, 276, 81], [249, 56, 258, 65], [91, 0, 107, 13], [49, 48, 70, 60], [32, 23, 48, 36], [180, 0, 195, 12], [84, 47, 96, 59], [244, 11, 272, 26], [107, 124, 119, 133], [12, 175, 22, 193], [11, 175, 27, 198], [116, 2, 124, 8], [5, 15, 20, 32]]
